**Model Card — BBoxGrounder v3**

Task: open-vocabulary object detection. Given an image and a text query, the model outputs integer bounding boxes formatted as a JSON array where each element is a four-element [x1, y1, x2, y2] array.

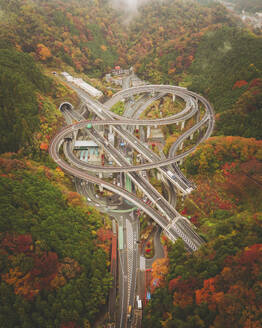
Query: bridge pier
[[181, 121, 185, 130], [190, 132, 194, 140], [139, 126, 145, 142], [179, 142, 184, 150], [196, 111, 200, 123], [172, 94, 176, 102], [147, 126, 151, 139]]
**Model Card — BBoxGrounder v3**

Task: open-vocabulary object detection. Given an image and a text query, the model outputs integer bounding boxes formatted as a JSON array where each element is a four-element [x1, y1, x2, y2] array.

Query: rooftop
[[74, 140, 99, 148]]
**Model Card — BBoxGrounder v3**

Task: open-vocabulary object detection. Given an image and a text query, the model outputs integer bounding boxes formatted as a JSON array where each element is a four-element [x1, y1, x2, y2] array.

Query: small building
[[74, 140, 101, 163], [112, 67, 130, 76], [73, 78, 103, 98], [74, 140, 98, 150], [148, 128, 165, 144], [61, 72, 103, 98]]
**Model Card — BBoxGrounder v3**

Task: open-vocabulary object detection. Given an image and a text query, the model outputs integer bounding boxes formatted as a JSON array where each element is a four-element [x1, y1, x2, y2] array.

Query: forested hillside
[[0, 0, 125, 76], [143, 137, 262, 328], [130, 0, 235, 83], [0, 46, 79, 158], [0, 154, 112, 327], [227, 0, 262, 13], [131, 4, 262, 139]]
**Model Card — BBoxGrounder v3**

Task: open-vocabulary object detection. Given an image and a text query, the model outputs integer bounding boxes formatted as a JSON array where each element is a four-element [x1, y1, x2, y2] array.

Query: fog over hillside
[[111, 0, 138, 12]]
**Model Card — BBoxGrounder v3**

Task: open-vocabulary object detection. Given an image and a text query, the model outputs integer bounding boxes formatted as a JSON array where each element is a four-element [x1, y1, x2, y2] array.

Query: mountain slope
[[143, 136, 262, 328], [0, 154, 111, 327]]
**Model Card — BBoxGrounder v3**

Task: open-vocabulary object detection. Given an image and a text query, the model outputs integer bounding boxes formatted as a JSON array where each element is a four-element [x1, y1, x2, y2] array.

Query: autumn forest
[[0, 0, 261, 327]]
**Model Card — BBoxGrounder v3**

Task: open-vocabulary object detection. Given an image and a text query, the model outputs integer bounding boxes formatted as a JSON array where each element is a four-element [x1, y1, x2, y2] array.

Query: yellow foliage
[[100, 44, 107, 52], [36, 44, 52, 61], [160, 312, 172, 327], [168, 67, 176, 75], [55, 167, 65, 179], [50, 275, 66, 289], [2, 267, 23, 285], [84, 320, 91, 328], [152, 258, 169, 279]]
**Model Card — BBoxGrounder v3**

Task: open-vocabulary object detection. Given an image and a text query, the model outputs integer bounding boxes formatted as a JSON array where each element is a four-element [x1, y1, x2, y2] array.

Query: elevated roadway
[[50, 81, 214, 328], [50, 84, 214, 251]]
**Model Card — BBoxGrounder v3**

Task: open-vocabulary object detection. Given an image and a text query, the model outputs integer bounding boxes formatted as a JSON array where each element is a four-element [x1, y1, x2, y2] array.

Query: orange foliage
[[96, 228, 113, 242], [151, 258, 169, 290], [1, 233, 82, 300], [195, 277, 216, 307], [100, 44, 107, 51], [40, 142, 48, 151], [0, 157, 26, 173], [173, 292, 194, 308], [66, 192, 83, 206], [36, 44, 52, 61], [233, 80, 248, 89]]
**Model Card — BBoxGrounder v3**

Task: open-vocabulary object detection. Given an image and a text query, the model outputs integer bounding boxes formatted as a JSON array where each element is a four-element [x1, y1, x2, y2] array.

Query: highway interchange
[[49, 74, 215, 327]]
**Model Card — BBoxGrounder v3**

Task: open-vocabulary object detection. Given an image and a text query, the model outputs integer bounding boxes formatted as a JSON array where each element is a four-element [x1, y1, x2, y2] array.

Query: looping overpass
[[49, 84, 215, 252]]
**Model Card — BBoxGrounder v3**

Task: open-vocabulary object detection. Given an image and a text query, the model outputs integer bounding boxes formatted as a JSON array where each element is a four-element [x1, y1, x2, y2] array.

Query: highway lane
[[52, 80, 215, 328], [50, 81, 215, 327], [121, 88, 178, 208], [144, 227, 165, 269], [80, 85, 198, 194], [62, 106, 188, 223], [51, 84, 214, 251], [50, 116, 209, 173], [57, 85, 213, 187], [51, 130, 202, 251], [63, 112, 187, 237], [64, 81, 198, 126], [60, 101, 135, 328]]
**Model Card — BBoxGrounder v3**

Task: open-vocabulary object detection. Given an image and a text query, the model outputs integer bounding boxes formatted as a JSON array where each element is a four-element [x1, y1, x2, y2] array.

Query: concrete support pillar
[[99, 173, 103, 179], [179, 142, 184, 150], [196, 111, 200, 123], [190, 133, 194, 140], [181, 121, 185, 130], [139, 126, 144, 141], [109, 125, 113, 134], [99, 185, 103, 192], [147, 126, 151, 139], [176, 122, 179, 126], [172, 94, 176, 102], [179, 159, 183, 165]]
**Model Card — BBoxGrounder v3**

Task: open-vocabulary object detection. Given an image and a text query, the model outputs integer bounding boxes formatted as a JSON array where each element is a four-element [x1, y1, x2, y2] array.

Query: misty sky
[[112, 0, 138, 11]]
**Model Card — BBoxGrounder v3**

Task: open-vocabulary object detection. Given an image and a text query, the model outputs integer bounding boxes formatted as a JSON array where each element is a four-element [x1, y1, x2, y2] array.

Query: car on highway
[[127, 305, 132, 321]]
